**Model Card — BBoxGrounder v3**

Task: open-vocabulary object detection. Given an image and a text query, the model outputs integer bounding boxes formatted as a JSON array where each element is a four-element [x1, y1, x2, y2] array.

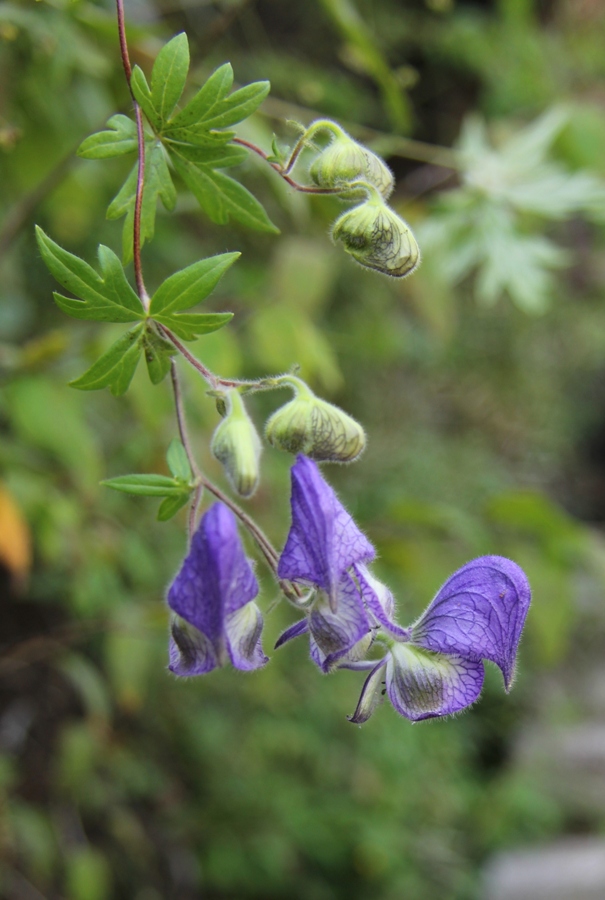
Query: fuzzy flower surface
[[167, 502, 268, 675], [276, 457, 531, 722]]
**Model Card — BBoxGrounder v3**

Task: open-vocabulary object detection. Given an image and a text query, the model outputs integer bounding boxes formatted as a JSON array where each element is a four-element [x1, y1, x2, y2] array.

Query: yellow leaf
[[0, 484, 31, 590]]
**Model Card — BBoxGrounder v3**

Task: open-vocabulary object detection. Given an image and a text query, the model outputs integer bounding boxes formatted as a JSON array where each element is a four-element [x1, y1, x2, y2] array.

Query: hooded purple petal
[[309, 572, 372, 672], [386, 644, 485, 722], [167, 503, 265, 673], [277, 456, 375, 607], [411, 555, 531, 690]]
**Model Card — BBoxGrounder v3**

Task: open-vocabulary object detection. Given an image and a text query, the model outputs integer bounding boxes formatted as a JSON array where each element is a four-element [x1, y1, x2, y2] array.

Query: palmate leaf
[[35, 227, 144, 323], [70, 326, 144, 396], [150, 32, 189, 122], [77, 115, 138, 160], [107, 141, 176, 264]]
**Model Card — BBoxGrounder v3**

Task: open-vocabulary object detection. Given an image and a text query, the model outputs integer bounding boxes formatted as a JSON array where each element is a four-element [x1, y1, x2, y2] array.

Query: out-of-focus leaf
[[105, 607, 159, 712], [77, 114, 138, 159], [65, 847, 112, 900], [70, 326, 144, 396], [5, 377, 101, 487]]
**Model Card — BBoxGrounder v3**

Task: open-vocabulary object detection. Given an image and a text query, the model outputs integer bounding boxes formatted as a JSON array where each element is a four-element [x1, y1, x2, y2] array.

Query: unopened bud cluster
[[299, 120, 420, 278], [210, 376, 365, 497]]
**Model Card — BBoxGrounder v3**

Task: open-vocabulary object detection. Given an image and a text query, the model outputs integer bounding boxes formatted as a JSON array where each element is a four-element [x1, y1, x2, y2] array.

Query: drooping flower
[[277, 455, 375, 608], [349, 556, 531, 723], [167, 502, 268, 675], [275, 457, 531, 721]]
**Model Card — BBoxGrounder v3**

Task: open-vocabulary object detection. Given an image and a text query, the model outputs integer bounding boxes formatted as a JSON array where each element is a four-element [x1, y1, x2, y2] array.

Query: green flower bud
[[309, 126, 394, 199], [265, 377, 365, 463], [211, 390, 261, 498], [331, 192, 420, 278]]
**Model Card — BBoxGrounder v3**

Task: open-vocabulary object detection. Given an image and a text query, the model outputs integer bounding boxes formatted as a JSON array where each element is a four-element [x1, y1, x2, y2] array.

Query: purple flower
[[275, 458, 531, 722], [278, 455, 375, 609], [167, 502, 268, 676], [350, 556, 531, 723], [276, 456, 375, 668]]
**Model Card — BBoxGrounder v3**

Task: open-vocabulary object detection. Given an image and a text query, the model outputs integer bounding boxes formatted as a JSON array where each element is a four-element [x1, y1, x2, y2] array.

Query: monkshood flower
[[167, 502, 268, 675], [276, 455, 376, 668], [211, 390, 262, 498], [308, 123, 394, 199], [349, 556, 531, 723], [275, 457, 531, 721]]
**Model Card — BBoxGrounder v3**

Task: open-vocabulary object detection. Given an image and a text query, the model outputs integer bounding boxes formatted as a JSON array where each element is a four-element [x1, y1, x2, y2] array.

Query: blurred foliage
[[3, 1, 605, 899]]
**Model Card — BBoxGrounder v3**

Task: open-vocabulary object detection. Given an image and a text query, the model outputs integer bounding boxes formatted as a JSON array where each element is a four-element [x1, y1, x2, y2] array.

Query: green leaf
[[149, 252, 240, 316], [164, 142, 248, 168], [168, 63, 234, 129], [101, 473, 186, 497], [130, 65, 161, 130], [167, 439, 192, 481], [77, 114, 137, 159], [107, 142, 176, 264], [142, 329, 174, 384], [35, 227, 144, 322], [170, 152, 278, 232], [157, 493, 190, 521], [151, 33, 190, 122], [152, 311, 233, 342], [195, 81, 270, 130], [70, 326, 144, 396]]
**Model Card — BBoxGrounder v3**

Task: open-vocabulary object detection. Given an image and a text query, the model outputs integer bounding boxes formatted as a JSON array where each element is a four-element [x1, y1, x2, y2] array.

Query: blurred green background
[[3, 0, 605, 898]]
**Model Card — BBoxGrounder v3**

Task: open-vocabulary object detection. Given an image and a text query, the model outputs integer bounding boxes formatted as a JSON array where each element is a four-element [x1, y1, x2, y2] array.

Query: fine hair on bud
[[308, 121, 394, 200], [210, 390, 262, 497], [331, 188, 420, 278], [265, 376, 366, 463]]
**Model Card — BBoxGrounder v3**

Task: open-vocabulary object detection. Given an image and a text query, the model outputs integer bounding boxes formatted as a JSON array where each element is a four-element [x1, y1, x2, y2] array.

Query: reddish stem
[[115, 0, 148, 306], [232, 137, 344, 194]]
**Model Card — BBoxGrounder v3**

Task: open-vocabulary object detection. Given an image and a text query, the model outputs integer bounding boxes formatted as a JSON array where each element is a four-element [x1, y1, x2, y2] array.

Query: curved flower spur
[[276, 456, 531, 723]]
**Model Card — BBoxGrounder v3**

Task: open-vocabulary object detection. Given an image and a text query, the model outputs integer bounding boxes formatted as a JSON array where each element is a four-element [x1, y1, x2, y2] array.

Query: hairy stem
[[116, 0, 148, 306], [232, 137, 346, 194]]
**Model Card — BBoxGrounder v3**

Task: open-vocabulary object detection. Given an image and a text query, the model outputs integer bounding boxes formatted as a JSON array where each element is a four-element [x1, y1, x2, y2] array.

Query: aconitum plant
[[36, 4, 530, 725]]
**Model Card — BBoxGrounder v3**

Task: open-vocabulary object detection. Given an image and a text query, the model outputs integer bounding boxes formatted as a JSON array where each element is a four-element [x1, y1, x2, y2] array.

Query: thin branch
[[162, 326, 219, 389], [116, 0, 148, 306], [232, 137, 348, 194], [169, 360, 283, 576]]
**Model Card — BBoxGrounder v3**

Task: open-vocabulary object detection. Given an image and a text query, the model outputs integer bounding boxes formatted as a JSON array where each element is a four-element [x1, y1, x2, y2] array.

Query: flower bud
[[309, 129, 394, 199], [331, 194, 420, 278], [265, 376, 365, 463], [210, 390, 261, 497]]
